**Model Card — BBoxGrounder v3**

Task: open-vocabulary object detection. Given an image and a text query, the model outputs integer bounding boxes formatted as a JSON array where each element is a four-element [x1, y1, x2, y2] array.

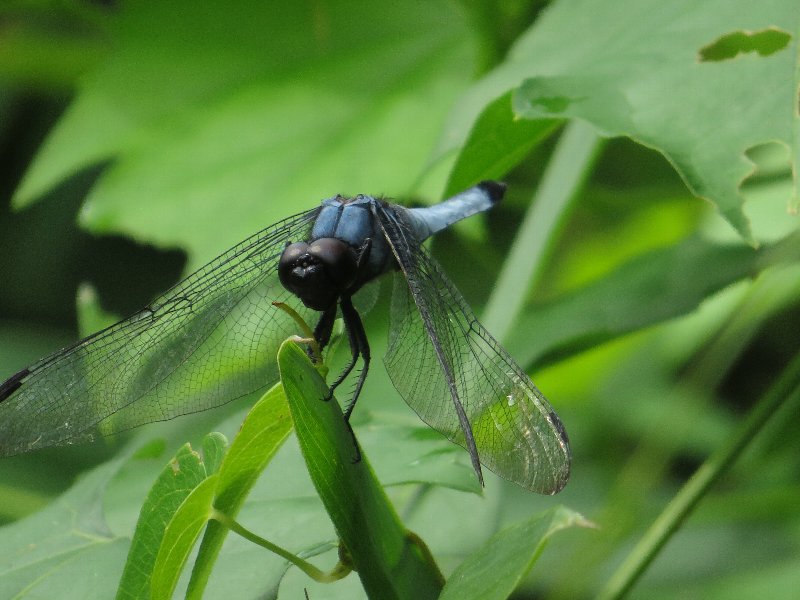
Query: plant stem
[[272, 301, 322, 362], [482, 120, 602, 341], [597, 350, 800, 600], [211, 509, 351, 583]]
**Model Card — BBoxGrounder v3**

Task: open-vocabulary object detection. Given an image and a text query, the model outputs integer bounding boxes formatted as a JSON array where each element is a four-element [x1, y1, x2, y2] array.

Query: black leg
[[312, 300, 362, 462], [311, 305, 337, 361], [322, 237, 373, 399], [336, 295, 370, 464], [340, 295, 370, 423], [325, 299, 360, 401]]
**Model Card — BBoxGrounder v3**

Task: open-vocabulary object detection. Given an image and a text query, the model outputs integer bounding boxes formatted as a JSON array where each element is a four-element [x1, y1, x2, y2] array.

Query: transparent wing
[[0, 208, 321, 456], [377, 203, 571, 494]]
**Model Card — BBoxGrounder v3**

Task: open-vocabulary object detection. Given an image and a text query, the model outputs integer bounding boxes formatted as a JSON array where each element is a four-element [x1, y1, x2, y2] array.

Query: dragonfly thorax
[[278, 238, 362, 311]]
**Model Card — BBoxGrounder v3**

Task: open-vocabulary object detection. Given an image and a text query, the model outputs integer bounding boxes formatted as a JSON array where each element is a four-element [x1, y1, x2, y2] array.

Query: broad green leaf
[[440, 506, 590, 600], [279, 340, 444, 599], [508, 230, 800, 368], [187, 383, 293, 597], [116, 443, 208, 600], [13, 0, 477, 267], [441, 0, 798, 243], [0, 455, 129, 599], [9, 539, 131, 600]]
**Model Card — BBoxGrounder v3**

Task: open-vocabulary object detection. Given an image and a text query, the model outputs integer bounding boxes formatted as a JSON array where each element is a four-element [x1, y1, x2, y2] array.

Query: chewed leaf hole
[[699, 27, 791, 62]]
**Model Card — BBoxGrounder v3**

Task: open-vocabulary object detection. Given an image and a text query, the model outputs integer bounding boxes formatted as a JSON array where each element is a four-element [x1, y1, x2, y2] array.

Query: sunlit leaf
[[441, 0, 798, 243], [13, 0, 478, 268]]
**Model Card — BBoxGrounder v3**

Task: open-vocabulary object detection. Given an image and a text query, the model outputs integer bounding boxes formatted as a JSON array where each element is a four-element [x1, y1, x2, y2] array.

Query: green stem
[[597, 350, 800, 600], [272, 301, 322, 363], [482, 120, 602, 340], [211, 509, 351, 583]]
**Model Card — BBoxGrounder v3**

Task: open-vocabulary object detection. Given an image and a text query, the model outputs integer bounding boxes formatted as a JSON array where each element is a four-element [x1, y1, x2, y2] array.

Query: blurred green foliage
[[0, 0, 798, 598]]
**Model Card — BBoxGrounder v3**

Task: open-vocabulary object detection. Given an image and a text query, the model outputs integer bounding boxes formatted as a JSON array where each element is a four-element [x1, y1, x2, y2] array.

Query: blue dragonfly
[[0, 182, 570, 494]]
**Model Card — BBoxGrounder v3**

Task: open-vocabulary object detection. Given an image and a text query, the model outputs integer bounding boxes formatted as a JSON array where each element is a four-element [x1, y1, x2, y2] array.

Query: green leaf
[[440, 506, 591, 600], [150, 475, 218, 600], [201, 432, 228, 476], [116, 443, 208, 600], [13, 0, 478, 267], [278, 340, 444, 599], [444, 90, 559, 197], [187, 383, 293, 597], [120, 383, 292, 599], [0, 455, 130, 599], [442, 0, 798, 244], [508, 231, 800, 368], [76, 283, 120, 337], [698, 27, 792, 61]]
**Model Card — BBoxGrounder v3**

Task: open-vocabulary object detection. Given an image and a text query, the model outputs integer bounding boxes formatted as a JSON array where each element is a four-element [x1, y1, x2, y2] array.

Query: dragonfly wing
[[377, 203, 571, 494], [0, 208, 320, 456]]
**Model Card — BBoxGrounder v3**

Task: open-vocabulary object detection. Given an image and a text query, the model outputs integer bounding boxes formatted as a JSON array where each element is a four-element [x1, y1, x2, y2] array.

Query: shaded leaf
[[359, 420, 482, 493], [508, 231, 800, 368], [440, 506, 590, 600], [0, 456, 129, 599], [201, 432, 228, 476]]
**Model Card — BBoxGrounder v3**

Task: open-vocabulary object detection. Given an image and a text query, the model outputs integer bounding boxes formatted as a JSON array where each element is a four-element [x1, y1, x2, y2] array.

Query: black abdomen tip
[[477, 181, 507, 204]]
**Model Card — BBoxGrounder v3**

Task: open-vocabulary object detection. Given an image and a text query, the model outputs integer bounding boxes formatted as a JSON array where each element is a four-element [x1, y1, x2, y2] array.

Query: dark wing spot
[[0, 368, 30, 402]]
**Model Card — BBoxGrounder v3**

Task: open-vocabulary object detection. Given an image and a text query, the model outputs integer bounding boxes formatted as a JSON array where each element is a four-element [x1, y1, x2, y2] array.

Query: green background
[[0, 0, 798, 598]]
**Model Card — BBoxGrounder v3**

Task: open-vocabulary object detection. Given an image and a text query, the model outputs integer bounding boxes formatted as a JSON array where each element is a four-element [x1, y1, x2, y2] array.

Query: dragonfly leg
[[320, 238, 372, 399], [342, 236, 372, 415], [324, 296, 360, 401], [341, 296, 370, 423], [324, 295, 368, 463], [312, 304, 337, 359]]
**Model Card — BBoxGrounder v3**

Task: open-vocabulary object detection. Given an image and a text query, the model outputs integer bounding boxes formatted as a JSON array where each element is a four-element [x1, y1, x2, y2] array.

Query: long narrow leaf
[[279, 340, 444, 599]]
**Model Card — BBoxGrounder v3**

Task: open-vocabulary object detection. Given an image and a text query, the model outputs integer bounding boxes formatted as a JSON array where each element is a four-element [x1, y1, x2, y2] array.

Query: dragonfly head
[[279, 238, 360, 311]]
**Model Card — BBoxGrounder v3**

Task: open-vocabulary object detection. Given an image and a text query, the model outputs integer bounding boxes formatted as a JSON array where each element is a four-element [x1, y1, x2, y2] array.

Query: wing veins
[[0, 208, 319, 455], [374, 203, 485, 484]]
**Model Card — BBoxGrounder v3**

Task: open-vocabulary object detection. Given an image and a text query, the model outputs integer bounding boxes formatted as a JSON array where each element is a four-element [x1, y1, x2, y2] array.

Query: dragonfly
[[0, 182, 570, 494]]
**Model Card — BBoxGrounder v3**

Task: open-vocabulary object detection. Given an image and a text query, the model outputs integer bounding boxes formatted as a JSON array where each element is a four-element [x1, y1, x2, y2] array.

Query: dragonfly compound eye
[[308, 238, 359, 289], [278, 238, 358, 310]]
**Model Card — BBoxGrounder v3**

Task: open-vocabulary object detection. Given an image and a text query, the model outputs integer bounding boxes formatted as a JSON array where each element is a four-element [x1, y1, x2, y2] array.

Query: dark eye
[[278, 238, 359, 311], [278, 242, 310, 290], [308, 238, 358, 289]]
